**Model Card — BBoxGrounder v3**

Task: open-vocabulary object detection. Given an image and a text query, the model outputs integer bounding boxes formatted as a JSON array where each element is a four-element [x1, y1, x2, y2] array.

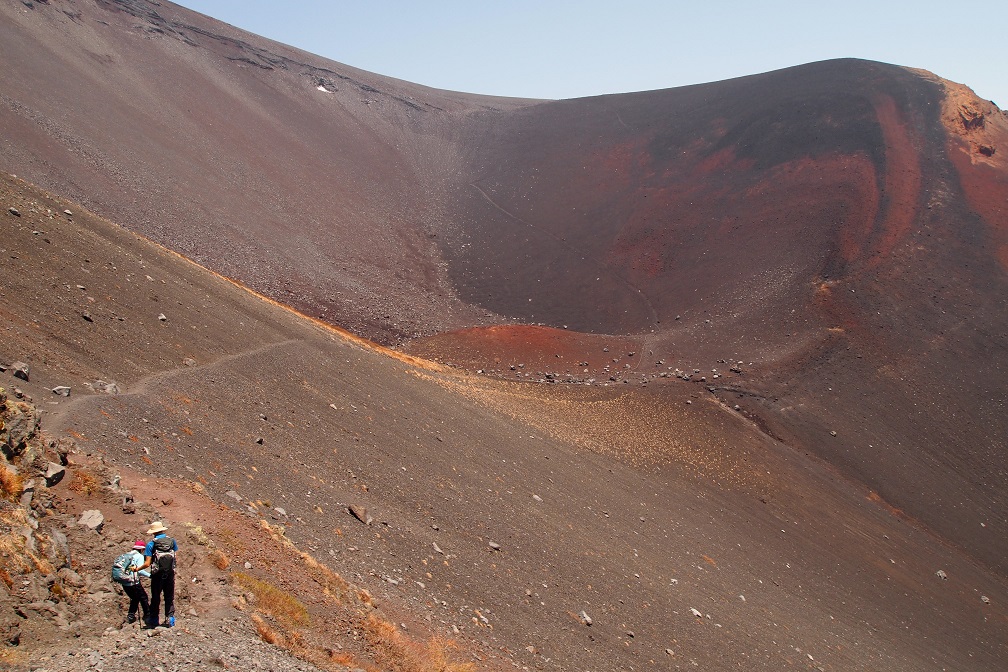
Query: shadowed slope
[[0, 0, 534, 342]]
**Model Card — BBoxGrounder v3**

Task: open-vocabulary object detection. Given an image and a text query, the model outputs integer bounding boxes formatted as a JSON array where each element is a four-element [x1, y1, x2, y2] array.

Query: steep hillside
[[2, 0, 1008, 669], [0, 0, 528, 341], [3, 176, 1006, 670]]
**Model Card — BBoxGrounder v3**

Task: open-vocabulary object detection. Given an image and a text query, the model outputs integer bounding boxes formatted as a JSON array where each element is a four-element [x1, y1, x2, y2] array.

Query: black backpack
[[151, 536, 176, 575]]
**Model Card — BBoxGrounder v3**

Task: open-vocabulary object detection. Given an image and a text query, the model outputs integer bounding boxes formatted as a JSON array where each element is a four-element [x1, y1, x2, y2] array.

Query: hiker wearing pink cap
[[111, 539, 150, 625]]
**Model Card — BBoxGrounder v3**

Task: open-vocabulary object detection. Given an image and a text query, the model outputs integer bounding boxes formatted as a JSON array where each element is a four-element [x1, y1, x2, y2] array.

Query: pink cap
[[133, 539, 146, 550]]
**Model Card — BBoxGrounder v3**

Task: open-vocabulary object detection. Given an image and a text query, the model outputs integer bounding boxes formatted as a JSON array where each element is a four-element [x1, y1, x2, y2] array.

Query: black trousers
[[121, 581, 149, 619], [149, 571, 175, 623]]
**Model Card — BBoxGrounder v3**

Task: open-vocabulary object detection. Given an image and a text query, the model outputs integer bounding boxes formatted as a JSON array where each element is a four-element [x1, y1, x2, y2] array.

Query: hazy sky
[[174, 1, 1006, 105]]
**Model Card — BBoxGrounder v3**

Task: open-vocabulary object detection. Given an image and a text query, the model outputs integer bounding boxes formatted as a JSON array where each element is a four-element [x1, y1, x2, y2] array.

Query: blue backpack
[[111, 552, 135, 582]]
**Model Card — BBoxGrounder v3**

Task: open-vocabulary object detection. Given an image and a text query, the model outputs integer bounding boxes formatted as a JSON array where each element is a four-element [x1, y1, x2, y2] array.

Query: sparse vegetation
[[0, 508, 53, 578], [251, 613, 282, 645], [363, 613, 475, 672], [0, 465, 25, 502], [232, 571, 309, 627], [184, 522, 213, 547], [301, 550, 348, 601], [67, 468, 99, 495]]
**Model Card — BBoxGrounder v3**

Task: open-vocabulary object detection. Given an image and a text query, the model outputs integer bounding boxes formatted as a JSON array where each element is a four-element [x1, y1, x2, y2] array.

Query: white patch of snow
[[317, 85, 329, 92]]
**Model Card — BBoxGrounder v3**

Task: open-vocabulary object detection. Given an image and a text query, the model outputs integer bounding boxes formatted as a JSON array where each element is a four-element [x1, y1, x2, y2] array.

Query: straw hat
[[146, 521, 169, 535]]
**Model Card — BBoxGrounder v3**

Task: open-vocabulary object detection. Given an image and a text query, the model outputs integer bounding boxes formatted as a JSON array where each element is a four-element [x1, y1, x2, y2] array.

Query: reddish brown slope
[[419, 60, 1008, 575], [2, 0, 1007, 654], [3, 175, 1007, 671]]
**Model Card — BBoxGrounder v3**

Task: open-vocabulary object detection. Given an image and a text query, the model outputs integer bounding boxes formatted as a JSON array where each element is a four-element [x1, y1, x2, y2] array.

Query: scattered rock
[[19, 479, 35, 509], [255, 437, 264, 445], [579, 610, 592, 626], [51, 386, 71, 397], [532, 494, 543, 502], [981, 595, 990, 604], [936, 569, 948, 580], [63, 209, 72, 216], [182, 357, 197, 367], [271, 507, 287, 520], [3, 403, 40, 456], [79, 509, 105, 532], [43, 462, 66, 486], [488, 541, 501, 551], [7, 207, 20, 217], [347, 504, 373, 526], [690, 608, 703, 618], [11, 361, 30, 381], [49, 529, 69, 568], [157, 313, 167, 322], [90, 380, 120, 395], [830, 430, 837, 437], [58, 567, 85, 588], [432, 542, 444, 555], [225, 490, 242, 503]]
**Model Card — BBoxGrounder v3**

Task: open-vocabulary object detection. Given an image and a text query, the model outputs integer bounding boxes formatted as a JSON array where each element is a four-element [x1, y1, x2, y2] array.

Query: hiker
[[136, 521, 178, 628], [111, 539, 150, 625]]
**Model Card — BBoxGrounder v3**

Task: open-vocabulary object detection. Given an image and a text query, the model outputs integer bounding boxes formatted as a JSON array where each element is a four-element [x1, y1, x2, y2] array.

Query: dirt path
[[45, 338, 303, 431]]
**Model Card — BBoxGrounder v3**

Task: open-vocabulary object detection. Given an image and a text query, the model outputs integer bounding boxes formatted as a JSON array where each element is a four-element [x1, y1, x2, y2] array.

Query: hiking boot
[[126, 613, 137, 624], [164, 616, 175, 628]]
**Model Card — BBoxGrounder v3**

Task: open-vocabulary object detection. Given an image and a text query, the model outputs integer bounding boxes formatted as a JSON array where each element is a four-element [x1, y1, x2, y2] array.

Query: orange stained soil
[[867, 94, 922, 266]]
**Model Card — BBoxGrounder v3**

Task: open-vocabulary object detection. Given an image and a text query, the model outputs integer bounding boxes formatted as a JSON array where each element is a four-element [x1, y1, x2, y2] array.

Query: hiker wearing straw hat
[[136, 521, 178, 628]]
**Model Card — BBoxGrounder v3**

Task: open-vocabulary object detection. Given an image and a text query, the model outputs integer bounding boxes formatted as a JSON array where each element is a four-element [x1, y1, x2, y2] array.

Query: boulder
[[57, 567, 85, 588], [10, 361, 29, 381], [3, 405, 40, 457], [79, 509, 104, 533], [43, 462, 65, 487], [348, 504, 373, 526], [51, 386, 71, 397], [90, 380, 120, 395], [19, 479, 35, 509]]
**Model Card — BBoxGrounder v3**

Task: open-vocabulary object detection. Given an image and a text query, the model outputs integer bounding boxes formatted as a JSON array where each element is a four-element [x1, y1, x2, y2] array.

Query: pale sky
[[174, 1, 1006, 105]]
